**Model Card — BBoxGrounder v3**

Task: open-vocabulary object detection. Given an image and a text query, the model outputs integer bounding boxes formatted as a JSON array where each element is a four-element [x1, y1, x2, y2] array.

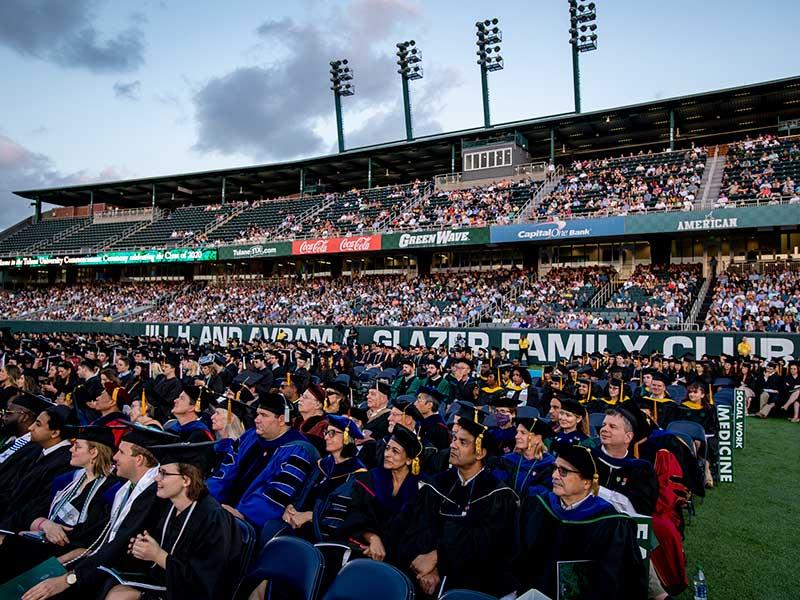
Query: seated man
[[294, 383, 329, 455], [165, 384, 215, 442], [515, 442, 647, 599], [0, 405, 74, 535], [208, 392, 318, 533], [397, 418, 519, 597], [391, 358, 420, 400], [413, 386, 450, 451]]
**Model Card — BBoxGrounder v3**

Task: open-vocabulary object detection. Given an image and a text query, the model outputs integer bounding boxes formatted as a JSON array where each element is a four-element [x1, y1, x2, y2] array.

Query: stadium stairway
[[693, 274, 718, 327], [699, 145, 728, 209], [515, 166, 563, 222]]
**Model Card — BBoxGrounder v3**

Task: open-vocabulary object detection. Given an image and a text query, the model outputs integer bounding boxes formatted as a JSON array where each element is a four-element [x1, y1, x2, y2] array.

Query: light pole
[[475, 18, 504, 128], [568, 1, 598, 114], [329, 59, 355, 153], [396, 40, 423, 141]]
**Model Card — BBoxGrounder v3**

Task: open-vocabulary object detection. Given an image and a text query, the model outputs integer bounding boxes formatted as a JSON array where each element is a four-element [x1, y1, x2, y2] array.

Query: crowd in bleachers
[[0, 282, 179, 321], [703, 266, 800, 332], [533, 147, 707, 220], [132, 269, 529, 327], [0, 327, 777, 598], [716, 134, 800, 208]]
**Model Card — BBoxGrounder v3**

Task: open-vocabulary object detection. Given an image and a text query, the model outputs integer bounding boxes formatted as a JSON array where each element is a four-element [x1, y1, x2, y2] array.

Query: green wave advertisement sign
[[382, 227, 490, 250], [0, 248, 217, 268]]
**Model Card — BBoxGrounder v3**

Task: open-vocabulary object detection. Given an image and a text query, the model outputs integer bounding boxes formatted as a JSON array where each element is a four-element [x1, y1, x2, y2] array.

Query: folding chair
[[241, 536, 325, 600], [321, 559, 414, 600]]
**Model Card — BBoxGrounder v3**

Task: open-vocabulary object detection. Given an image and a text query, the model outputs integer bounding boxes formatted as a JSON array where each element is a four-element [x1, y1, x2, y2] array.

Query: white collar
[[601, 445, 628, 459], [42, 439, 71, 457], [560, 493, 592, 511], [457, 467, 484, 486]]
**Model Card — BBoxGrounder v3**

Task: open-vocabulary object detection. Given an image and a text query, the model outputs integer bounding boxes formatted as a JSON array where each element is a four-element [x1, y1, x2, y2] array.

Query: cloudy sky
[[0, 0, 796, 229]]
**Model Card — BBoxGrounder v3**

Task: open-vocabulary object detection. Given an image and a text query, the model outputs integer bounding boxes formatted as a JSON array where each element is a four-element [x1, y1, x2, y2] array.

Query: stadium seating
[[321, 560, 414, 600], [47, 220, 143, 253], [718, 135, 800, 206], [299, 182, 427, 237], [110, 205, 234, 250], [206, 196, 324, 244], [0, 216, 89, 255], [533, 147, 707, 220]]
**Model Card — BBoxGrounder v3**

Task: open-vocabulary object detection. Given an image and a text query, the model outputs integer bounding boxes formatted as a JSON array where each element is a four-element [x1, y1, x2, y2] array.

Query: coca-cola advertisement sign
[[292, 235, 381, 255]]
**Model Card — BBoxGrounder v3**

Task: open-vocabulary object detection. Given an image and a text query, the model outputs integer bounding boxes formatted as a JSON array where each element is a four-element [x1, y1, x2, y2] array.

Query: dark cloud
[[192, 0, 425, 161], [113, 80, 142, 100], [0, 131, 129, 230], [0, 0, 145, 73]]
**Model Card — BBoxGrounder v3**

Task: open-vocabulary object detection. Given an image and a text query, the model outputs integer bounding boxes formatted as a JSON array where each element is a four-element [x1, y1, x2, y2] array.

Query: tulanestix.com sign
[[291, 234, 382, 256]]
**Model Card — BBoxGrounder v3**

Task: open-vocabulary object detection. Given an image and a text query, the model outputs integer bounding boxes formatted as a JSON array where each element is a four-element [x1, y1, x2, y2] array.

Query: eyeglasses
[[156, 468, 183, 479], [554, 464, 582, 478], [324, 430, 342, 438]]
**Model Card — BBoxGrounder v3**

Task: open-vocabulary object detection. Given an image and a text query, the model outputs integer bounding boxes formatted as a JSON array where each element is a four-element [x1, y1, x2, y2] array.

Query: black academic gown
[[515, 492, 647, 599], [0, 441, 40, 513], [119, 493, 243, 600], [72, 478, 171, 595], [396, 468, 519, 597], [364, 410, 391, 442], [340, 467, 419, 561], [418, 414, 450, 451], [593, 446, 659, 515], [0, 473, 120, 582], [0, 443, 74, 532]]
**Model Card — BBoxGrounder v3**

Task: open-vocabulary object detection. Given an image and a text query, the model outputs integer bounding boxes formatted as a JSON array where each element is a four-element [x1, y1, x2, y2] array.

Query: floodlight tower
[[330, 59, 355, 153], [475, 18, 504, 128], [396, 40, 423, 141], [568, 1, 598, 114]]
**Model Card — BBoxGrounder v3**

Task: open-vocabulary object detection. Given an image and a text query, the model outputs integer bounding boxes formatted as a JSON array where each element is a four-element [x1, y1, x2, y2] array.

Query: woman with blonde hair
[[0, 364, 22, 409], [0, 426, 120, 580], [494, 407, 556, 499]]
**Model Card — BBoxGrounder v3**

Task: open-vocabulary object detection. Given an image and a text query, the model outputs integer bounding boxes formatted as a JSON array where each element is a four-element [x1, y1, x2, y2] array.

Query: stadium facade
[[3, 76, 800, 357]]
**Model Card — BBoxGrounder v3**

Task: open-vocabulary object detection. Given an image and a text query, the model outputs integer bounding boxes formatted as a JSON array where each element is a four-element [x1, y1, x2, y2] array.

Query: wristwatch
[[66, 572, 78, 586]]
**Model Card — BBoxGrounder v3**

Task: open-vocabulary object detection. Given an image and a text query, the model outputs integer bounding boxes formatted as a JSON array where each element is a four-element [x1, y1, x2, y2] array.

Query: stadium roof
[[14, 74, 800, 209]]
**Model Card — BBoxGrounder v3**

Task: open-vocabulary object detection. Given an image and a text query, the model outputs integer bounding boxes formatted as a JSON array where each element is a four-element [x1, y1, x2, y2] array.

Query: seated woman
[[280, 415, 367, 542], [587, 378, 630, 414], [675, 382, 719, 487], [340, 424, 422, 563], [494, 407, 555, 499], [0, 425, 120, 583], [210, 396, 252, 443], [103, 441, 242, 600], [553, 395, 594, 448]]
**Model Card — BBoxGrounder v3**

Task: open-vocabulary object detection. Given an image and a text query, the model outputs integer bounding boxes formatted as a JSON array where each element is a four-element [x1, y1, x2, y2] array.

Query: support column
[[221, 176, 226, 205], [367, 157, 373, 189], [480, 67, 491, 128], [88, 191, 94, 216], [334, 94, 345, 153], [401, 76, 413, 141], [34, 196, 42, 223], [549, 128, 556, 164], [300, 168, 305, 196], [451, 144, 456, 173], [151, 184, 156, 209], [669, 109, 675, 151], [571, 46, 581, 113]]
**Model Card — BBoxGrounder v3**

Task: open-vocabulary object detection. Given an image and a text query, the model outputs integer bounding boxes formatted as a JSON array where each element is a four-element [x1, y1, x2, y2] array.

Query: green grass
[[677, 418, 800, 599]]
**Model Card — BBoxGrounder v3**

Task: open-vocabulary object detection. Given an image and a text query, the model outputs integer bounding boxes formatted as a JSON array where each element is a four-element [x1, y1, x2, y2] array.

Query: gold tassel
[[286, 370, 291, 386], [412, 457, 420, 476], [527, 434, 533, 451], [708, 384, 714, 405], [65, 392, 73, 408], [343, 426, 350, 446], [475, 433, 483, 454], [141, 388, 147, 416], [592, 474, 600, 496], [194, 390, 202, 413], [473, 408, 479, 423], [619, 384, 623, 404], [227, 397, 233, 424], [112, 388, 119, 405]]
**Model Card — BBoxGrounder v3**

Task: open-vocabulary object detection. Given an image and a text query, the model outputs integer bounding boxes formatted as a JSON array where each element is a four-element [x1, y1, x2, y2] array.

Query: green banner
[[217, 241, 292, 260], [381, 227, 490, 250], [733, 388, 746, 450], [625, 204, 800, 235], [0, 248, 216, 268], [1, 321, 798, 363], [716, 403, 734, 483]]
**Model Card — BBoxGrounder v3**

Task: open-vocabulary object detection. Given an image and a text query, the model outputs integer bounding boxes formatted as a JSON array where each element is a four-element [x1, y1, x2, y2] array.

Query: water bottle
[[693, 565, 708, 600]]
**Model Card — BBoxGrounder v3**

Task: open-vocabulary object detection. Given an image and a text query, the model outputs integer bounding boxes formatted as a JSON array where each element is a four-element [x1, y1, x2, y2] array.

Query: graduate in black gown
[[0, 425, 120, 582], [515, 442, 647, 599], [340, 424, 422, 563], [396, 418, 519, 597], [493, 407, 555, 500], [104, 441, 243, 600]]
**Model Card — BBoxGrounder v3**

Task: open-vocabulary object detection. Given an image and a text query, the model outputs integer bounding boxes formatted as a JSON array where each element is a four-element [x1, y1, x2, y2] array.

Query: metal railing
[[589, 273, 620, 308], [515, 166, 563, 223], [686, 275, 711, 329], [26, 219, 91, 253], [99, 209, 165, 251]]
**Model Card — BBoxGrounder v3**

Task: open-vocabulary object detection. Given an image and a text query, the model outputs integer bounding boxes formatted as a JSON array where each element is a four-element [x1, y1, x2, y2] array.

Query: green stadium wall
[[2, 320, 798, 361]]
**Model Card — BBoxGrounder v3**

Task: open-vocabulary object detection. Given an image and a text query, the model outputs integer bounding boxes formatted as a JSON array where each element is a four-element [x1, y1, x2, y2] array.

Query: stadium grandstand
[[1, 5, 799, 599]]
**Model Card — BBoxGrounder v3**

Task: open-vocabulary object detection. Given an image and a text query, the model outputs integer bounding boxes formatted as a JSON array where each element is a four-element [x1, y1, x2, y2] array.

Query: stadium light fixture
[[476, 17, 504, 128], [330, 58, 355, 153], [568, 0, 598, 113], [396, 40, 423, 141]]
